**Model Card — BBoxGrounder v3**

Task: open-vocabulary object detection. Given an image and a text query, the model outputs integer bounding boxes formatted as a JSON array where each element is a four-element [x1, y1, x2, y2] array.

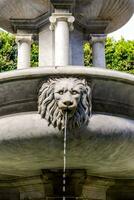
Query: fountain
[[0, 0, 134, 199], [63, 112, 67, 200]]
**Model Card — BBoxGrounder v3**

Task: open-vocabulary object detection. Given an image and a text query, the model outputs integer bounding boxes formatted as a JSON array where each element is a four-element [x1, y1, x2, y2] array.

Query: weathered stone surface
[[38, 77, 91, 130], [0, 112, 134, 178], [0, 0, 133, 34], [0, 67, 134, 198], [0, 67, 133, 179], [0, 67, 133, 118], [0, 189, 19, 200]]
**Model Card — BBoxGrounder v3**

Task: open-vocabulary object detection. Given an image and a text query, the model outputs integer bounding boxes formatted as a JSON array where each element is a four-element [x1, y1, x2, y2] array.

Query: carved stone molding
[[49, 13, 75, 31], [38, 77, 92, 130], [15, 34, 33, 44]]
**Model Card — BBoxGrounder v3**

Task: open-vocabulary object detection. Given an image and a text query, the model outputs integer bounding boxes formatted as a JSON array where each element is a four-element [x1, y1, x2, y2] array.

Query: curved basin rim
[[0, 67, 134, 85]]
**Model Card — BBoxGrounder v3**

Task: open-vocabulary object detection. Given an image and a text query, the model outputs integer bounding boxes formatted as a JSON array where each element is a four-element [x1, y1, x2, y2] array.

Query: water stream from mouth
[[63, 112, 67, 200]]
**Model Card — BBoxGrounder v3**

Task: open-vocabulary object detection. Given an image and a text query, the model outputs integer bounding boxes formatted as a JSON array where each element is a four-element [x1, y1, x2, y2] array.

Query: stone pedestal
[[81, 176, 114, 200], [90, 34, 107, 68], [82, 185, 107, 200], [16, 34, 32, 69]]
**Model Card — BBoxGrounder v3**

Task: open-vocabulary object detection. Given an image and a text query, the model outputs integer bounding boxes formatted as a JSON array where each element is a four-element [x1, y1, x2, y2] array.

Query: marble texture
[[16, 34, 32, 69]]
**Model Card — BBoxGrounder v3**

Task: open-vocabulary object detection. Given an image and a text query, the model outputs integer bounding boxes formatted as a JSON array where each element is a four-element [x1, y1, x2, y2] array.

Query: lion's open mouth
[[61, 107, 75, 117], [38, 77, 91, 130]]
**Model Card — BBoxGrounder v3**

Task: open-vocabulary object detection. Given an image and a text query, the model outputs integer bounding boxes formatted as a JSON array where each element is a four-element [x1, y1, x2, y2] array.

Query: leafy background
[[0, 32, 134, 74]]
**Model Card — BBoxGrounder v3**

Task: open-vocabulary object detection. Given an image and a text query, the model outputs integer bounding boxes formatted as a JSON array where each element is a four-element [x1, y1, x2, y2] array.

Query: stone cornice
[[0, 0, 132, 34], [50, 0, 75, 10], [10, 12, 51, 33], [10, 11, 110, 35], [75, 19, 111, 38]]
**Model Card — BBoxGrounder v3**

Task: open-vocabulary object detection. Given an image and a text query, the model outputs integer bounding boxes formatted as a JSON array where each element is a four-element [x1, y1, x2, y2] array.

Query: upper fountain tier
[[0, 0, 133, 34]]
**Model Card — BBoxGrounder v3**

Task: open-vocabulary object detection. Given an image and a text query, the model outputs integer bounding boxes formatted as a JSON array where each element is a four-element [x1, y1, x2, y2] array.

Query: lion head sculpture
[[38, 78, 92, 130]]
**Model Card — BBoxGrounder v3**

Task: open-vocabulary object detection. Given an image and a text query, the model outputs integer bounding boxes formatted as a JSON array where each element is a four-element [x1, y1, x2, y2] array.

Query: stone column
[[90, 34, 107, 68], [16, 34, 32, 69], [49, 11, 75, 66]]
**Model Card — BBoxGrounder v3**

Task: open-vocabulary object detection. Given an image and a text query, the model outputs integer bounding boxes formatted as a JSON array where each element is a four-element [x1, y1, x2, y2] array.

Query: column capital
[[89, 34, 107, 44], [49, 13, 75, 31], [16, 34, 33, 44]]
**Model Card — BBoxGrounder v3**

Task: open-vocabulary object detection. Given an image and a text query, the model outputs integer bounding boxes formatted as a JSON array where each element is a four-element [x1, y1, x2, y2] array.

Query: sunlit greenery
[[0, 32, 17, 72], [84, 37, 134, 74], [0, 32, 38, 72], [0, 32, 134, 74], [106, 37, 134, 73]]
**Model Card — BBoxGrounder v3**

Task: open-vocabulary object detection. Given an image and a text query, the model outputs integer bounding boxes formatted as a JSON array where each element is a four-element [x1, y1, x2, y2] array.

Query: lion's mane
[[38, 78, 91, 130]]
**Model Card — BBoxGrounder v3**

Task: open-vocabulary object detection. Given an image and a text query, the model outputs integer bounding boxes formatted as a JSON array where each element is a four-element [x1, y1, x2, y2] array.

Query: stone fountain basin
[[0, 67, 134, 179]]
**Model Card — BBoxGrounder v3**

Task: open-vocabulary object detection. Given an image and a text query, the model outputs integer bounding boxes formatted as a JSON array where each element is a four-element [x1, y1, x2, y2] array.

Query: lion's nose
[[63, 101, 73, 107]]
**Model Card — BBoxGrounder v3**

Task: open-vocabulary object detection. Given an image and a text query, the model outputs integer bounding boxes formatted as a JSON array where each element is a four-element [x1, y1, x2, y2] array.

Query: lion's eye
[[71, 90, 78, 95], [58, 90, 64, 95]]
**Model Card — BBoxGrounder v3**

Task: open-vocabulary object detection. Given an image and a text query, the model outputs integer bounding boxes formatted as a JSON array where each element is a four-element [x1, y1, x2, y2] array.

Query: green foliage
[[0, 32, 134, 74], [0, 32, 17, 72], [84, 42, 92, 66], [0, 32, 39, 72], [84, 37, 134, 74], [105, 37, 134, 73], [31, 42, 39, 67]]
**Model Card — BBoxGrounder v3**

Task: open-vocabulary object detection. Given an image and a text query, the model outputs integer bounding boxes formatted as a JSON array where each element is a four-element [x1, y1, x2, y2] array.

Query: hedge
[[0, 32, 134, 74], [0, 32, 38, 72]]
